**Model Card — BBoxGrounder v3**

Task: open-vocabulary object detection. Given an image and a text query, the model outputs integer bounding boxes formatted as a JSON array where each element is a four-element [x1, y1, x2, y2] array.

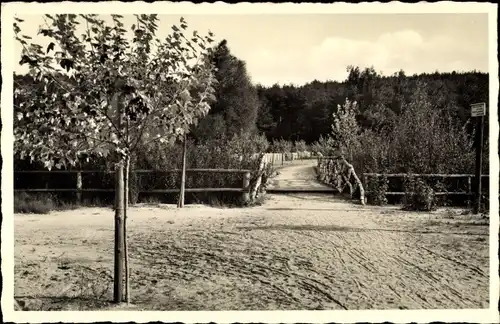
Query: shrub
[[14, 192, 56, 214], [389, 86, 475, 174], [403, 176, 436, 211], [433, 180, 448, 207], [271, 138, 293, 153], [131, 132, 270, 206], [350, 129, 390, 176], [293, 140, 308, 152], [366, 175, 388, 206], [310, 135, 338, 157], [260, 163, 277, 192], [479, 191, 489, 215], [317, 82, 484, 208]]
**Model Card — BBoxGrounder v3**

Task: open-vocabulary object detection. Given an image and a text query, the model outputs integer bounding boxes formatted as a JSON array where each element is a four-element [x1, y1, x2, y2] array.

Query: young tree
[[14, 14, 216, 304], [330, 99, 361, 161]]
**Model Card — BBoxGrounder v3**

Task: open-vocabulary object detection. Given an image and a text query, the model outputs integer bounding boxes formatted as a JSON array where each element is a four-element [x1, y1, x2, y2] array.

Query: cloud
[[246, 29, 488, 86]]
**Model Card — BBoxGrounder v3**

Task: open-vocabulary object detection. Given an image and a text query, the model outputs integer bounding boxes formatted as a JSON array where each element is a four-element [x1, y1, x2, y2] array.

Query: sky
[[13, 13, 489, 86]]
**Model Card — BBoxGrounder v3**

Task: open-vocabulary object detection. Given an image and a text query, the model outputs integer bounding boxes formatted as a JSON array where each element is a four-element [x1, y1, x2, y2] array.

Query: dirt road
[[14, 161, 489, 311]]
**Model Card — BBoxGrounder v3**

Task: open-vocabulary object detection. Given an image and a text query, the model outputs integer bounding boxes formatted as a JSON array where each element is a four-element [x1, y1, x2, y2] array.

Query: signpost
[[471, 102, 486, 118], [471, 102, 486, 214]]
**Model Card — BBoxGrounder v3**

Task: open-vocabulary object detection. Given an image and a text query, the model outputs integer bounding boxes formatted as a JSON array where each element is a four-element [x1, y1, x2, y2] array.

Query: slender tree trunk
[[112, 90, 126, 303], [113, 162, 125, 303], [123, 154, 130, 304], [178, 135, 187, 208]]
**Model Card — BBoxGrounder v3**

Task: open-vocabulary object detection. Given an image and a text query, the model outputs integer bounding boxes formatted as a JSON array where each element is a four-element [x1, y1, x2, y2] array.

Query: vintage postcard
[[1, 1, 498, 323]]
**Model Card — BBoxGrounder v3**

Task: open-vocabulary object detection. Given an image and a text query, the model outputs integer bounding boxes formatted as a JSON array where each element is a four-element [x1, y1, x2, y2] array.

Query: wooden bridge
[[266, 159, 335, 194]]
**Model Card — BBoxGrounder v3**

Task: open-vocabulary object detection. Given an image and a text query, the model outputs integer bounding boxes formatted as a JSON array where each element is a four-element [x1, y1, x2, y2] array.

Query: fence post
[[76, 172, 82, 204], [242, 171, 251, 204], [467, 176, 472, 209], [473, 113, 485, 214]]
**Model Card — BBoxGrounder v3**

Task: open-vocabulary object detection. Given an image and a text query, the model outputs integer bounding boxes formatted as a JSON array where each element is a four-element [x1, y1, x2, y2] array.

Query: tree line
[[255, 67, 488, 145]]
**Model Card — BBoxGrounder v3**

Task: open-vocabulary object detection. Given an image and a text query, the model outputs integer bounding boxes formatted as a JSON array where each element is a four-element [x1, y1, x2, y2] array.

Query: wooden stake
[[178, 135, 187, 208], [123, 155, 130, 304], [473, 115, 484, 214], [242, 171, 251, 204], [76, 172, 82, 204], [113, 162, 124, 303]]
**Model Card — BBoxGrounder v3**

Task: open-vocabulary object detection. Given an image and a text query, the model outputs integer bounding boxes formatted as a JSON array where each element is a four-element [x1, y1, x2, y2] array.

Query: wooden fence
[[15, 152, 316, 202], [14, 169, 252, 202], [363, 173, 490, 197]]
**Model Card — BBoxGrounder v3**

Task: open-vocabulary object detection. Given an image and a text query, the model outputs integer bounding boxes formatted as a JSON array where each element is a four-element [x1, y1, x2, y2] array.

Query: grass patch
[[14, 192, 106, 214], [15, 192, 59, 214]]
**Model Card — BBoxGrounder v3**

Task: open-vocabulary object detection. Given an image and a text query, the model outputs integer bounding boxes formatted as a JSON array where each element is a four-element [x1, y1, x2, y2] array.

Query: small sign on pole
[[470, 102, 486, 117], [471, 102, 486, 214]]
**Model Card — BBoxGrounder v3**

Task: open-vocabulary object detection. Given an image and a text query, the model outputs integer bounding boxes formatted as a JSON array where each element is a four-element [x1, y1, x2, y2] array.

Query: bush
[[388, 86, 475, 174], [131, 132, 270, 206], [366, 175, 388, 206], [310, 135, 338, 157], [403, 176, 436, 211], [293, 140, 308, 152], [271, 138, 293, 153], [479, 192, 489, 214], [317, 83, 485, 208], [260, 163, 276, 191]]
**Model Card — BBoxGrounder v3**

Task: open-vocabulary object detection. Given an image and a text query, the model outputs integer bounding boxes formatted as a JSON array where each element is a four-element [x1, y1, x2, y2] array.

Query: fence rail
[[15, 168, 251, 174], [363, 173, 490, 197], [14, 152, 317, 197], [14, 169, 252, 197]]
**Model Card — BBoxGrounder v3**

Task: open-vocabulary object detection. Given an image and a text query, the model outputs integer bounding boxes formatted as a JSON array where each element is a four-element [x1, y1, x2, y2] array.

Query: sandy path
[[14, 192, 489, 311], [268, 159, 334, 191]]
